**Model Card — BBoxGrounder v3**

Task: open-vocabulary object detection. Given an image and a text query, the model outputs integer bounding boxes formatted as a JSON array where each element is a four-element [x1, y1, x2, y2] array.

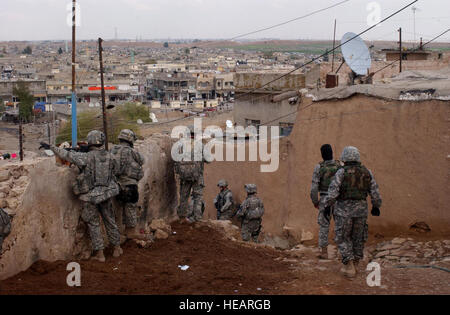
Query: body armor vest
[[319, 160, 341, 192], [338, 163, 371, 200]]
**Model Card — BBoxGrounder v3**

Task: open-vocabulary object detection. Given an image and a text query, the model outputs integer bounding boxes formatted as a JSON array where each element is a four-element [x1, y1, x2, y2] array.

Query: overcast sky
[[0, 0, 448, 42]]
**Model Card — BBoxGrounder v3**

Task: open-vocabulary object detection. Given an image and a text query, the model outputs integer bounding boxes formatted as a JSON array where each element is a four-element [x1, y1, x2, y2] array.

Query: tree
[[22, 46, 32, 55], [185, 48, 190, 55], [163, 42, 169, 48], [58, 47, 63, 54], [13, 82, 34, 122]]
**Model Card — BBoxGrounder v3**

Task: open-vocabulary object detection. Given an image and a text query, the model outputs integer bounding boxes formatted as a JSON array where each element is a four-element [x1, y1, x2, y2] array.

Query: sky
[[0, 0, 448, 42]]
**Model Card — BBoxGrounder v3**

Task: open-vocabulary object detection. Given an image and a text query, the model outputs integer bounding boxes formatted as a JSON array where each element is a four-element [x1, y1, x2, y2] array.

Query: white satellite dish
[[341, 32, 371, 76], [226, 120, 233, 129]]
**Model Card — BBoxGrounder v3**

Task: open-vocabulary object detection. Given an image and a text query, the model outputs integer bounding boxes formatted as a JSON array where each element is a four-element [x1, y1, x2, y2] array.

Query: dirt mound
[[0, 221, 293, 295]]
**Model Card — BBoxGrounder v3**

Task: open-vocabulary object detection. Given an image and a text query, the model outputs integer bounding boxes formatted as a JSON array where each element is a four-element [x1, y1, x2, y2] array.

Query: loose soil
[[1, 221, 449, 295]]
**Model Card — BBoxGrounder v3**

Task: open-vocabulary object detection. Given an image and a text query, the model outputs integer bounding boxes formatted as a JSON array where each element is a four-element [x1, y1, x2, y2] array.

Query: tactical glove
[[371, 207, 381, 217], [39, 142, 51, 150]]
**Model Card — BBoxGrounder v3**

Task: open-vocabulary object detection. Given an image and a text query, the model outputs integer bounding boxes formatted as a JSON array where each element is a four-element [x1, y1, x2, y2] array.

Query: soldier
[[236, 184, 264, 242], [40, 130, 122, 262], [111, 129, 146, 240], [214, 179, 235, 220], [174, 138, 209, 223], [322, 146, 382, 278], [310, 144, 341, 259], [0, 208, 11, 255]]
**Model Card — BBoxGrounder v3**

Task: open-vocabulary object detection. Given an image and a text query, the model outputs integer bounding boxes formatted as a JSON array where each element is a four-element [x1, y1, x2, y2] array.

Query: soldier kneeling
[[236, 184, 264, 242]]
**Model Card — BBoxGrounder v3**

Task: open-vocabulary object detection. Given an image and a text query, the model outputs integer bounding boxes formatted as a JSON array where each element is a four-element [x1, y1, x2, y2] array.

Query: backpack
[[73, 150, 114, 195], [112, 145, 144, 181]]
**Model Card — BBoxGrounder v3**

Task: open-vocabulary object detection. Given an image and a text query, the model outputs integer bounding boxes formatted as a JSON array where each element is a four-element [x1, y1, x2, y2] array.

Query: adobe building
[[233, 67, 319, 137]]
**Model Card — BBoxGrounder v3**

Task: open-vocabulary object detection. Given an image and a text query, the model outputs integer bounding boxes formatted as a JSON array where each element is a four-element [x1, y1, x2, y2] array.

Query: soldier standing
[[236, 184, 264, 242], [174, 138, 209, 223], [310, 144, 341, 259], [214, 179, 235, 220], [323, 146, 382, 278], [111, 129, 146, 240], [0, 208, 11, 255], [41, 130, 122, 262]]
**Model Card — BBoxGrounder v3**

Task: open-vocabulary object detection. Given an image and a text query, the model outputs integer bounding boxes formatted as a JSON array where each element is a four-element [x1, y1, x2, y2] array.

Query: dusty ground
[[1, 221, 449, 295]]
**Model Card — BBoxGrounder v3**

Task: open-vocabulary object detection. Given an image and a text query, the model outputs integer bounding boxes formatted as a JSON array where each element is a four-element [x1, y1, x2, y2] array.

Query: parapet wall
[[0, 135, 177, 280], [203, 95, 450, 240]]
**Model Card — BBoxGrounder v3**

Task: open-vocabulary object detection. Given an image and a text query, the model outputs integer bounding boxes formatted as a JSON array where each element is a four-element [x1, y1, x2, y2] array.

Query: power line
[[257, 26, 449, 128], [234, 0, 419, 100], [190, 0, 351, 49], [371, 27, 450, 76], [230, 0, 351, 40]]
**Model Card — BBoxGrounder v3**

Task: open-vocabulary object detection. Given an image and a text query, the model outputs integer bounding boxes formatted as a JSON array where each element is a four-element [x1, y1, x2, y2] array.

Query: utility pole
[[331, 19, 337, 72], [71, 0, 77, 148], [98, 38, 109, 150], [19, 118, 23, 161], [47, 123, 51, 144], [398, 27, 402, 73]]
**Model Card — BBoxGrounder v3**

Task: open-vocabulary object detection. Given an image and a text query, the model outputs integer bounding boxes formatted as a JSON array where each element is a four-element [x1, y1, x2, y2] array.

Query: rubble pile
[[367, 238, 450, 266], [0, 164, 31, 215]]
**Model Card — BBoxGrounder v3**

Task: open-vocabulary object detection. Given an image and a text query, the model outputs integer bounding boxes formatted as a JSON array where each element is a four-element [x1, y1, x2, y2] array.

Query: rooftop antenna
[[411, 6, 420, 47]]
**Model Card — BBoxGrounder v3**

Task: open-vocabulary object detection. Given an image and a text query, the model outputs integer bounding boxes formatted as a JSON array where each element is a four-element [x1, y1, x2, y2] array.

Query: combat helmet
[[118, 129, 137, 144], [217, 179, 228, 188], [340, 146, 361, 163], [244, 184, 257, 194], [87, 130, 105, 147]]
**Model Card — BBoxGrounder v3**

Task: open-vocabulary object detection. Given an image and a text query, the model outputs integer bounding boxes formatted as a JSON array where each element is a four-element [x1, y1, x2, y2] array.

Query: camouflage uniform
[[310, 160, 341, 248], [236, 184, 264, 242], [323, 147, 382, 265], [111, 130, 145, 229], [214, 180, 235, 220], [50, 131, 121, 252], [174, 140, 209, 222], [0, 208, 11, 253]]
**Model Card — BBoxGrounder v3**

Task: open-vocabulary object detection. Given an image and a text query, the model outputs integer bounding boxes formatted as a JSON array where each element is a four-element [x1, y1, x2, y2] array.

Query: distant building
[[233, 70, 317, 137], [0, 79, 47, 107], [147, 72, 196, 104], [382, 49, 432, 61]]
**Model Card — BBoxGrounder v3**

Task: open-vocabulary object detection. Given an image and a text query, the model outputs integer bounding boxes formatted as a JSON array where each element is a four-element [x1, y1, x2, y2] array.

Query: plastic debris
[[178, 265, 190, 271]]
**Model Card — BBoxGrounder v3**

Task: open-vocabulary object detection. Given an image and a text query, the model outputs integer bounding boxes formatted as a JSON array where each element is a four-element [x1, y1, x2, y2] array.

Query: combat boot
[[318, 247, 328, 259], [91, 250, 106, 263], [113, 246, 123, 258], [340, 260, 356, 278]]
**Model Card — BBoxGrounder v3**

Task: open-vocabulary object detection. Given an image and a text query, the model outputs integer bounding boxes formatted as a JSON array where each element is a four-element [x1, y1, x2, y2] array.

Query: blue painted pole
[[71, 92, 77, 147]]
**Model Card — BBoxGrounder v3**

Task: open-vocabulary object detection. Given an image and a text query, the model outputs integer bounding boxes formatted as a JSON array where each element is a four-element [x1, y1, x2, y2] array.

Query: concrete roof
[[310, 68, 450, 102]]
